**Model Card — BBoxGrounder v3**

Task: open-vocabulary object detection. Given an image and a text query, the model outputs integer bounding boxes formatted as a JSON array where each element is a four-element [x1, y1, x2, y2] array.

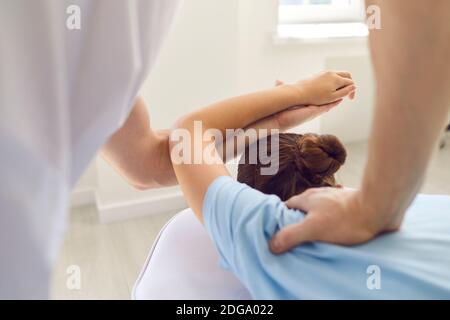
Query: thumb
[[275, 79, 285, 87], [269, 215, 320, 254]]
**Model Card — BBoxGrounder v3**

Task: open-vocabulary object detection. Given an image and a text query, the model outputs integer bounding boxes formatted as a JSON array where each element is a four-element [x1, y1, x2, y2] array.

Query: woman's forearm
[[177, 72, 356, 163], [178, 85, 302, 134], [177, 71, 355, 135]]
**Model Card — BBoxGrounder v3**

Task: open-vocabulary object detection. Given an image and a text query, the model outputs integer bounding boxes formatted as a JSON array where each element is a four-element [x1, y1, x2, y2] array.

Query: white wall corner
[[70, 187, 96, 208]]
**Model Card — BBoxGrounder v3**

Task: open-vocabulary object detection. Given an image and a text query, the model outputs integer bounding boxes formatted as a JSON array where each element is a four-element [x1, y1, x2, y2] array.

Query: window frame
[[279, 0, 365, 25]]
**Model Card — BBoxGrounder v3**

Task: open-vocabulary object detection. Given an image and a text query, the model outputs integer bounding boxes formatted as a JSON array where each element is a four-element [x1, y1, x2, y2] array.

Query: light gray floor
[[51, 141, 450, 299]]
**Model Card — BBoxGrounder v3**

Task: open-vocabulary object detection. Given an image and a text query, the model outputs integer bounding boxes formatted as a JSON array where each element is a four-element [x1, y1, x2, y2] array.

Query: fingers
[[334, 71, 356, 100], [333, 71, 353, 87], [271, 187, 333, 253], [336, 76, 354, 88], [269, 217, 319, 254], [275, 80, 284, 87], [285, 188, 318, 211], [333, 84, 356, 100], [335, 71, 352, 79], [306, 99, 343, 111]]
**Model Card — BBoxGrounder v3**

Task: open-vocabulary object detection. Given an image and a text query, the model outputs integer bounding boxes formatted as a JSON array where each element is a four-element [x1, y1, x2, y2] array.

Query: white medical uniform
[[0, 0, 181, 299]]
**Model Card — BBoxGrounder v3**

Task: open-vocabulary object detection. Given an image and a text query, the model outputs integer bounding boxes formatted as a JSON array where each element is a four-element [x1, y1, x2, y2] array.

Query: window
[[278, 0, 368, 40], [279, 0, 365, 24]]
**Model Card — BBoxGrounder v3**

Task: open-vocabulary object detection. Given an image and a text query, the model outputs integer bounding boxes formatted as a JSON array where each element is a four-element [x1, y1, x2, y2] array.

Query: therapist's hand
[[269, 187, 400, 254]]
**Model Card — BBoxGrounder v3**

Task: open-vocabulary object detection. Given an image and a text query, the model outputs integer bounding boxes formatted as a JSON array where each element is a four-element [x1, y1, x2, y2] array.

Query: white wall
[[323, 55, 374, 142], [236, 0, 371, 136], [140, 0, 239, 129], [72, 0, 374, 222]]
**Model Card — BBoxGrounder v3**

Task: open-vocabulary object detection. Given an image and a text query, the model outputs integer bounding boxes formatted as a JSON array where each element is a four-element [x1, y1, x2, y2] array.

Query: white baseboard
[[70, 188, 187, 224], [97, 192, 187, 224]]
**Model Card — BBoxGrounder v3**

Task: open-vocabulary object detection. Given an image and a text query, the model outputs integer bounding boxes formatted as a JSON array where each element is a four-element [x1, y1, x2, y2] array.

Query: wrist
[[351, 189, 385, 237], [357, 179, 403, 233], [280, 83, 306, 106]]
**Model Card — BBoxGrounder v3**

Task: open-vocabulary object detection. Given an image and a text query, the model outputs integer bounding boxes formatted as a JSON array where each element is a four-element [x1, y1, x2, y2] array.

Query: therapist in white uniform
[[0, 0, 181, 299]]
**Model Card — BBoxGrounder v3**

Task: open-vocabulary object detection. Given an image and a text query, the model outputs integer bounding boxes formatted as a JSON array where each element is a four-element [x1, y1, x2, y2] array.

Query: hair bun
[[295, 134, 346, 178]]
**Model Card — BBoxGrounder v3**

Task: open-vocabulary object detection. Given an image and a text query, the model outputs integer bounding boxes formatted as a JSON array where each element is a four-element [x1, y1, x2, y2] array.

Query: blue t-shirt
[[202, 176, 450, 299]]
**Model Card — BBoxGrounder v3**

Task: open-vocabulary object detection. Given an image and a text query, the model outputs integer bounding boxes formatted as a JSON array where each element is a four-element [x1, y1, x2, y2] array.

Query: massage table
[[132, 209, 251, 300]]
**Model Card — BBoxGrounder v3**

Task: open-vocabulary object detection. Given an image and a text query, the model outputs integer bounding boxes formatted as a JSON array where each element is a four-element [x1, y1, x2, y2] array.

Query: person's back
[[204, 176, 450, 299]]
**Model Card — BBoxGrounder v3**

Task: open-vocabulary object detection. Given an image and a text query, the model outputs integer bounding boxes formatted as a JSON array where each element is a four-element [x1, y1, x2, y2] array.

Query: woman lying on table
[[169, 71, 450, 299]]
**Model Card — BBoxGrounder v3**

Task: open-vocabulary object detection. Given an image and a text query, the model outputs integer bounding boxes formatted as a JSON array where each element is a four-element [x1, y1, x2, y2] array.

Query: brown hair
[[237, 133, 346, 201]]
